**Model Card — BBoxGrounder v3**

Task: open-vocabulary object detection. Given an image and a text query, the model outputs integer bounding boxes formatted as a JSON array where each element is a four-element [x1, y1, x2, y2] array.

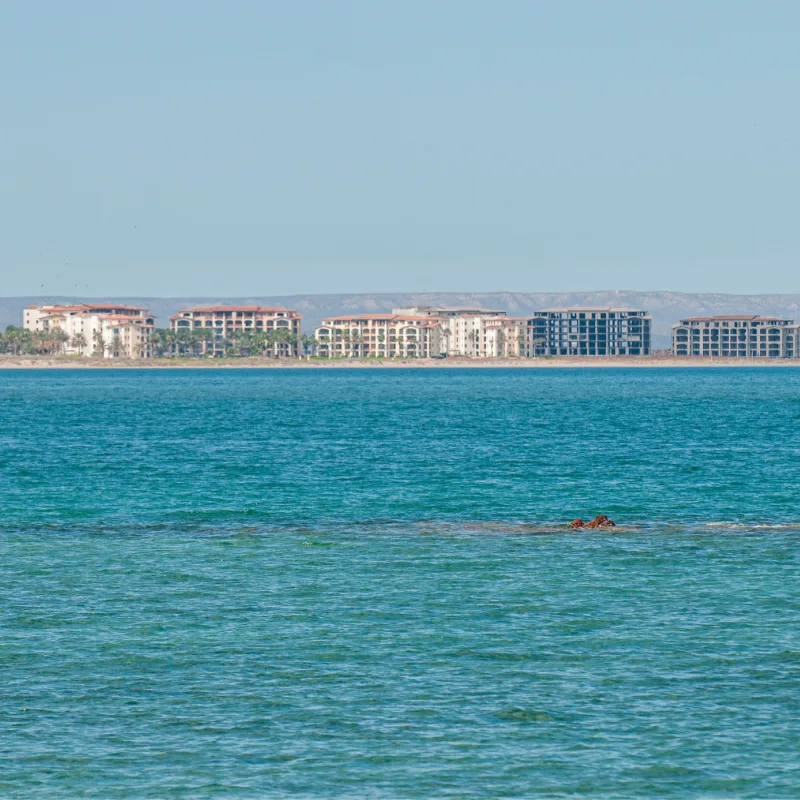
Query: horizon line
[[5, 289, 800, 300]]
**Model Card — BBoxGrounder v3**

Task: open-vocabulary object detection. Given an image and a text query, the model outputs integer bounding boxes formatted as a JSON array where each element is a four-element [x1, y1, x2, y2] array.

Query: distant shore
[[3, 355, 800, 369]]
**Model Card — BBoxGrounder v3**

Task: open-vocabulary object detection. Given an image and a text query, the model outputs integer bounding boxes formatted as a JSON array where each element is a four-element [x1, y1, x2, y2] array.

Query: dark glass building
[[526, 308, 651, 357]]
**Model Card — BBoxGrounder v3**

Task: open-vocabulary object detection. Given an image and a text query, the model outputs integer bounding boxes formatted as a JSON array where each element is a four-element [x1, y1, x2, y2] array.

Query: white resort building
[[312, 307, 527, 359], [391, 306, 524, 357], [526, 308, 652, 356], [672, 316, 799, 358], [23, 303, 155, 358], [169, 306, 302, 357], [313, 314, 442, 358], [444, 315, 526, 357]]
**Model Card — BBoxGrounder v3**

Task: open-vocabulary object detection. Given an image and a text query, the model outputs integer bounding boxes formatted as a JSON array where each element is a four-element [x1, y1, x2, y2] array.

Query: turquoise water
[[1, 368, 799, 797]]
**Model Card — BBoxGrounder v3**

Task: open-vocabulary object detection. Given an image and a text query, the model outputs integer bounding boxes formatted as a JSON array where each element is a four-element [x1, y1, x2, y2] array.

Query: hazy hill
[[4, 291, 800, 349]]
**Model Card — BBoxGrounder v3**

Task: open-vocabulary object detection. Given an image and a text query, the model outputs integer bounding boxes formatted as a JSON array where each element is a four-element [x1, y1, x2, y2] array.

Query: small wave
[[423, 521, 643, 535], [2, 519, 799, 538], [495, 707, 556, 723], [703, 522, 800, 531]]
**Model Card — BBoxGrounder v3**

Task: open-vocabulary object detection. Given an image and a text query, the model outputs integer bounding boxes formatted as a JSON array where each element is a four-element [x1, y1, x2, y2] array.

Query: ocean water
[[1, 368, 799, 798]]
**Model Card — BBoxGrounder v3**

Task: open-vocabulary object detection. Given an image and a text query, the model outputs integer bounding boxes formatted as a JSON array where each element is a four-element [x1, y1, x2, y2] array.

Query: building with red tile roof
[[673, 315, 799, 358], [314, 314, 442, 359], [22, 304, 155, 359], [169, 306, 302, 357], [387, 305, 527, 357]]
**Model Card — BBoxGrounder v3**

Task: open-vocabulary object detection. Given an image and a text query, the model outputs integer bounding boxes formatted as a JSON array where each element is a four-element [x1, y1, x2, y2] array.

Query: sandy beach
[[2, 355, 800, 369]]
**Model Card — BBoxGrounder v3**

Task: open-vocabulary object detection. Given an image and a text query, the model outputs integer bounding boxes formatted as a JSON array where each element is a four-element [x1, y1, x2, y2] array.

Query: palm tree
[[33, 330, 51, 354], [440, 327, 451, 357], [175, 328, 193, 358], [265, 329, 279, 358], [241, 329, 261, 357], [188, 328, 202, 357], [58, 329, 69, 354], [149, 329, 164, 357], [251, 330, 267, 357], [4, 326, 33, 355], [161, 329, 177, 358], [70, 333, 88, 355], [1, 330, 13, 354], [92, 329, 105, 357], [341, 328, 352, 358], [195, 327, 214, 358], [226, 328, 241, 357], [107, 335, 125, 358], [304, 335, 318, 358], [272, 328, 293, 358], [470, 329, 481, 357], [531, 337, 546, 358], [495, 329, 506, 358]]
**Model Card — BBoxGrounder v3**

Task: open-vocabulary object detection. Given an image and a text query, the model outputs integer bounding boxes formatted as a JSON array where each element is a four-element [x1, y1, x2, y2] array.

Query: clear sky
[[1, 0, 798, 297]]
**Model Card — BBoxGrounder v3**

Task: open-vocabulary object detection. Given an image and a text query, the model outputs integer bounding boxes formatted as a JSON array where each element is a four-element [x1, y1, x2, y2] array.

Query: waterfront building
[[672, 316, 799, 358], [169, 306, 302, 357], [391, 306, 520, 357], [23, 303, 155, 358], [526, 308, 651, 356], [314, 314, 442, 358], [444, 315, 526, 357], [393, 306, 507, 320]]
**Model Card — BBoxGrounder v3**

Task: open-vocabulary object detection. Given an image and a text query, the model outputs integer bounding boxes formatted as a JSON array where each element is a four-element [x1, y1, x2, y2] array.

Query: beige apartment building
[[526, 308, 652, 356], [314, 314, 442, 358], [23, 303, 155, 358], [432, 313, 526, 357], [391, 306, 522, 357], [169, 306, 302, 357], [672, 316, 799, 358], [482, 317, 527, 357]]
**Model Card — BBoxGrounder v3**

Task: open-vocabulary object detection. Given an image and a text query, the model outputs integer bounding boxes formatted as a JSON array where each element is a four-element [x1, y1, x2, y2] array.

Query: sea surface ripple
[[1, 368, 799, 797]]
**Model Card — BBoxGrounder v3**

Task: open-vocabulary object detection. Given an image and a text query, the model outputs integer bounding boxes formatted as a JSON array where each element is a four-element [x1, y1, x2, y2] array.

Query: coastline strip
[[3, 357, 800, 369]]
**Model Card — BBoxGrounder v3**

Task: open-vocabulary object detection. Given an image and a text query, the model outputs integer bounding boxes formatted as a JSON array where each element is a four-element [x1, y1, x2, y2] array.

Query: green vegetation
[[150, 327, 302, 358], [0, 326, 70, 355], [2, 326, 453, 361], [0, 325, 306, 359]]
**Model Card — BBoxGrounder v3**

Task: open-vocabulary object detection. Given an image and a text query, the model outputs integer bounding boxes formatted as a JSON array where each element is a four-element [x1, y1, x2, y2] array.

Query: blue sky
[[1, 0, 798, 296]]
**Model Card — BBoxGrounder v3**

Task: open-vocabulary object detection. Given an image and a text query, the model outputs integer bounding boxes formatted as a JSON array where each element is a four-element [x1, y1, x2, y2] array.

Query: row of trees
[[316, 329, 425, 357], [151, 327, 313, 358], [1, 324, 544, 359], [0, 326, 118, 356], [0, 325, 316, 358]]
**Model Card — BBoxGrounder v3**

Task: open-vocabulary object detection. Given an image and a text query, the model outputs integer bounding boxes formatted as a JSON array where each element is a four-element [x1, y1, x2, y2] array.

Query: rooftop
[[320, 314, 440, 323], [99, 314, 155, 322], [83, 303, 149, 310], [180, 306, 299, 314], [534, 307, 649, 314], [432, 306, 506, 314], [677, 315, 792, 323], [40, 306, 93, 314], [31, 303, 149, 313]]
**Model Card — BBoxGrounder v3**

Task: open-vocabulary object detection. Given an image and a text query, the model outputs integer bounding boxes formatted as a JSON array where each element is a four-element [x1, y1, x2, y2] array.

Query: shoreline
[[3, 356, 800, 369]]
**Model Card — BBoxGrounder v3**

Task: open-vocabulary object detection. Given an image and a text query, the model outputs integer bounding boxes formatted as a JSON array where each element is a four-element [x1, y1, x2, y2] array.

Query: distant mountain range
[[4, 291, 800, 349]]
